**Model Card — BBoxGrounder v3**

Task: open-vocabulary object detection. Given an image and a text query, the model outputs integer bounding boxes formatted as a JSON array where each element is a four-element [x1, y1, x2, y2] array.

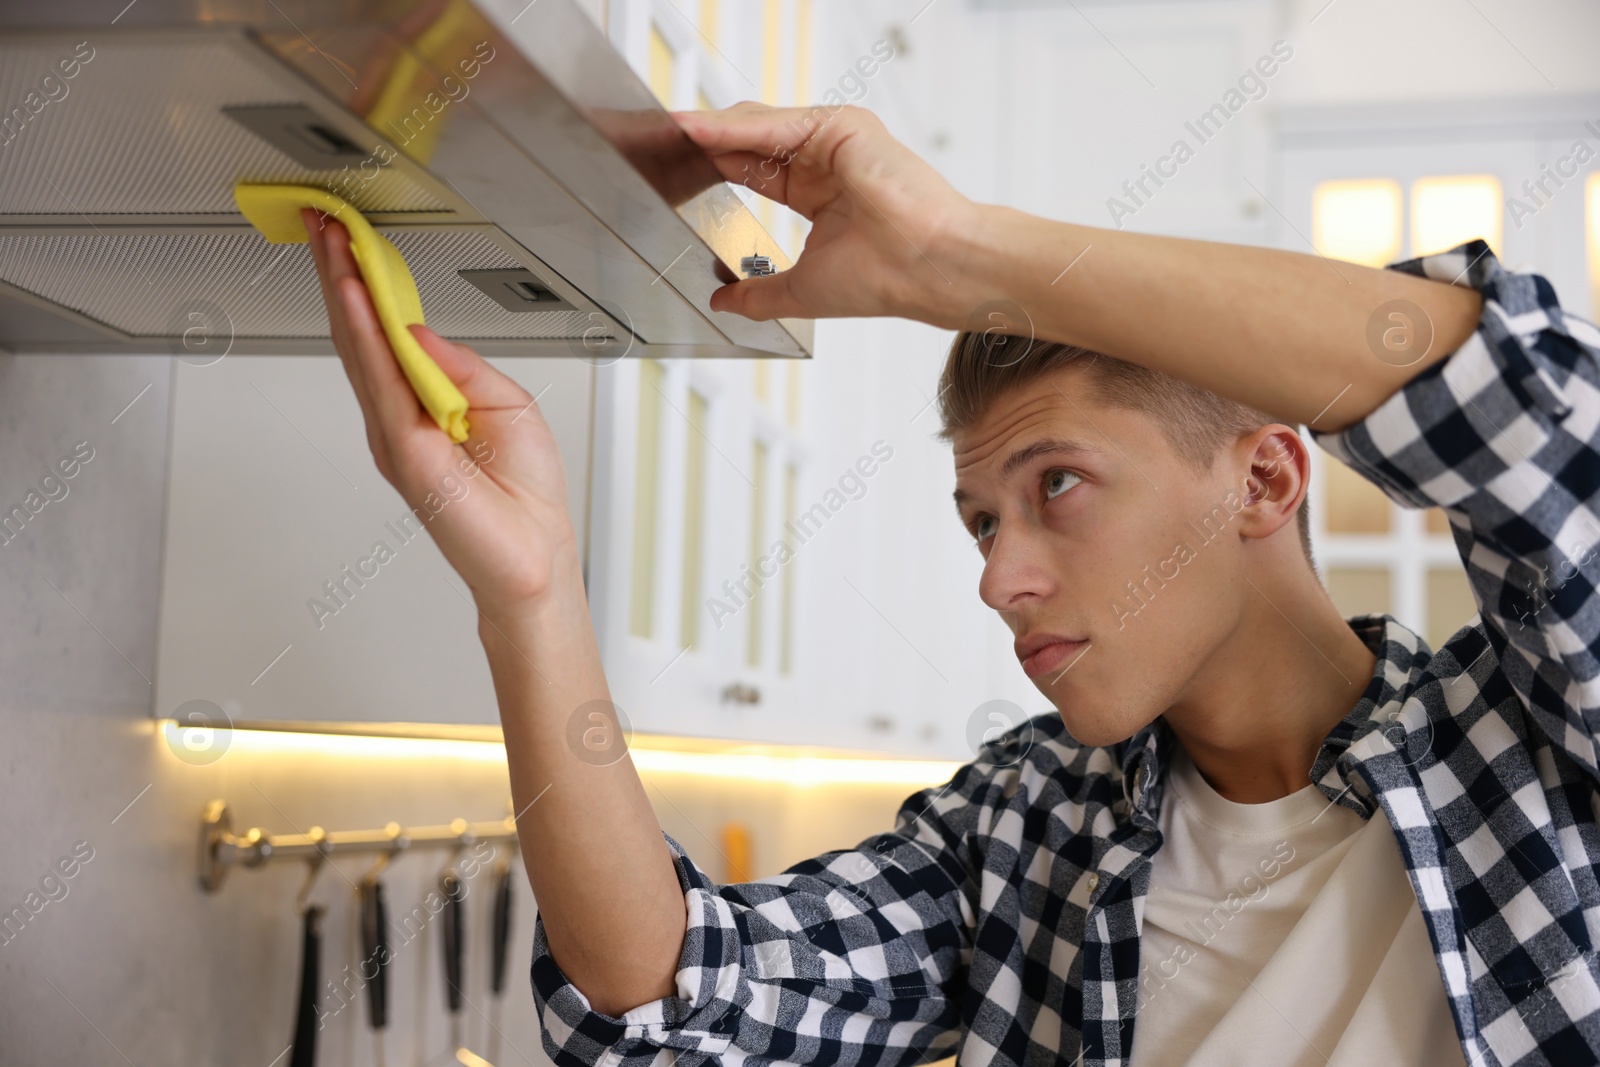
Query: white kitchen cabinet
[[154, 354, 592, 731], [584, 0, 1051, 759], [585, 318, 1042, 760], [153, 340, 993, 757], [587, 350, 826, 747]]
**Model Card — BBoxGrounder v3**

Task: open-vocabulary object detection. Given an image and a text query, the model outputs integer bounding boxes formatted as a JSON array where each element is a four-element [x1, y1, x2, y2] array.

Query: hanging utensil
[[289, 845, 328, 1067], [485, 852, 514, 1065], [359, 854, 392, 1067], [289, 904, 325, 1067], [439, 863, 467, 1061], [444, 856, 499, 1067]]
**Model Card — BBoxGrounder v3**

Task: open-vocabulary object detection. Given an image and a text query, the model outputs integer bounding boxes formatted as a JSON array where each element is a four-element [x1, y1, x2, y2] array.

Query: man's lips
[[1024, 639, 1088, 681]]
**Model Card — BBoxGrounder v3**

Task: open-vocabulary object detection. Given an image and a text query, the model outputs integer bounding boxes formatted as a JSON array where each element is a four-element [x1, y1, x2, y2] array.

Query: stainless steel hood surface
[[0, 0, 812, 359]]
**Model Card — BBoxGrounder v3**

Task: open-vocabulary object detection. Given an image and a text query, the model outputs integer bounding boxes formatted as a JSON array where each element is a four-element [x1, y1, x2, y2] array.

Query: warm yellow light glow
[[1411, 174, 1502, 258], [699, 0, 719, 48], [647, 26, 675, 107], [795, 0, 813, 104], [1587, 173, 1600, 318], [1312, 179, 1401, 267], [157, 720, 510, 762], [155, 721, 965, 787], [762, 0, 781, 104], [679, 388, 709, 651], [631, 359, 664, 639]]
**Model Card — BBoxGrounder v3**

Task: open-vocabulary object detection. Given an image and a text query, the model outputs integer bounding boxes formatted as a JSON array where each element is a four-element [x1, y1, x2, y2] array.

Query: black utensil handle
[[491, 861, 513, 996], [290, 904, 323, 1067], [441, 871, 464, 1014], [359, 879, 390, 1031]]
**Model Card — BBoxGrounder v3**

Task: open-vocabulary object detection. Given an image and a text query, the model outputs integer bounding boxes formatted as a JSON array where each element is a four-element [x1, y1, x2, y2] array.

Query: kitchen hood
[[0, 0, 811, 360]]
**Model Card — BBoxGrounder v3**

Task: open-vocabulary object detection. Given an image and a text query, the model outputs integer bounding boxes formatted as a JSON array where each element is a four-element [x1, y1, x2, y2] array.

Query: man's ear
[[1233, 425, 1309, 546]]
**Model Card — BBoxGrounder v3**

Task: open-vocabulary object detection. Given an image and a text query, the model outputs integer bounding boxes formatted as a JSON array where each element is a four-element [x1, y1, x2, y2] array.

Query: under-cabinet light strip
[[156, 720, 964, 788]]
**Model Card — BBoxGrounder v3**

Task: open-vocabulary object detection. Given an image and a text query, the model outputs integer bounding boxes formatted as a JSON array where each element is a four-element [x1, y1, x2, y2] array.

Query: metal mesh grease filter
[[0, 35, 447, 215], [0, 229, 605, 340]]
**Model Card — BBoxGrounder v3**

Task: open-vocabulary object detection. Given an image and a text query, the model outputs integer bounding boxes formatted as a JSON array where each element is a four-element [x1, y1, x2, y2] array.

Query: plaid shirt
[[529, 240, 1600, 1067]]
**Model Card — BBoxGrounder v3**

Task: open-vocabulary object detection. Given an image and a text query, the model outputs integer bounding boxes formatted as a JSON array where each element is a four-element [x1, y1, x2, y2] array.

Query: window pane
[[754, 360, 770, 404], [1411, 175, 1502, 258], [1425, 508, 1452, 536], [795, 0, 812, 103], [1313, 179, 1402, 267], [699, 0, 719, 48], [786, 360, 801, 428], [1426, 565, 1477, 649], [780, 462, 797, 674], [1322, 454, 1390, 534], [1325, 566, 1391, 620], [679, 389, 709, 650], [630, 360, 664, 638], [762, 0, 781, 104], [647, 26, 674, 107], [747, 440, 768, 667]]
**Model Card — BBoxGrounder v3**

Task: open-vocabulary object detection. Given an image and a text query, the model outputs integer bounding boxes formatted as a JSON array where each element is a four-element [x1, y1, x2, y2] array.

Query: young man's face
[[951, 364, 1288, 747]]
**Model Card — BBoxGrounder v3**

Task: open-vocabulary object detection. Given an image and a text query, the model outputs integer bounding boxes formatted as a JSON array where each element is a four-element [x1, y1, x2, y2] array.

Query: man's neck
[[1160, 564, 1378, 805]]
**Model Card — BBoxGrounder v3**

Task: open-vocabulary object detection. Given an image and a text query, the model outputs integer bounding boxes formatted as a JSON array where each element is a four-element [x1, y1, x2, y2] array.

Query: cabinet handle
[[721, 683, 761, 706]]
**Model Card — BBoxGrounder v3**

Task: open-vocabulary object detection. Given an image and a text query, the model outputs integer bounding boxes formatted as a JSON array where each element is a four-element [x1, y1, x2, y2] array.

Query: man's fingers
[[335, 273, 432, 440], [303, 209, 352, 317], [304, 210, 392, 462], [672, 104, 828, 158], [697, 150, 793, 208], [322, 223, 415, 403], [305, 212, 521, 459], [707, 272, 806, 322], [409, 325, 532, 411]]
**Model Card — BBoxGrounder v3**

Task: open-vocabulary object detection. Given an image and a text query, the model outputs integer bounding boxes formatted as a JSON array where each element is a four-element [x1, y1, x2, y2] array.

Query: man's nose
[[978, 523, 1054, 612]]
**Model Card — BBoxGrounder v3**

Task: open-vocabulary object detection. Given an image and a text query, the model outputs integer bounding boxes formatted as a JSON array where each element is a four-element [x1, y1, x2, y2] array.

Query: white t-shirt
[[1131, 741, 1467, 1067]]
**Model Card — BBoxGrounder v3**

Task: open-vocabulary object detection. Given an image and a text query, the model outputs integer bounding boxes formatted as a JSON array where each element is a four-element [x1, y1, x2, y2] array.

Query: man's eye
[[1046, 469, 1081, 500], [973, 515, 996, 542]]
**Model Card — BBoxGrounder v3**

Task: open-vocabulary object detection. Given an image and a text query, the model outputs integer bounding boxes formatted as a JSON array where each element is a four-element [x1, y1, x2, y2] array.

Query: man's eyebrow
[[952, 437, 1104, 510]]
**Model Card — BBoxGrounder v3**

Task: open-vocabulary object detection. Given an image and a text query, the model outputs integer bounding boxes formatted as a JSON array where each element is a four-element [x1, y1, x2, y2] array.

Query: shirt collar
[[1116, 614, 1423, 824]]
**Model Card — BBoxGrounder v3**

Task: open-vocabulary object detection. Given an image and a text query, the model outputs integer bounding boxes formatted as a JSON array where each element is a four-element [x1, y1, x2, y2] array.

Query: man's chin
[[1051, 706, 1152, 748]]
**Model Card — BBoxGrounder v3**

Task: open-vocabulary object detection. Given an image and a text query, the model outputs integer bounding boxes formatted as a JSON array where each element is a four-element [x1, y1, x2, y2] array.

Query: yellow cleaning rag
[[233, 183, 470, 443]]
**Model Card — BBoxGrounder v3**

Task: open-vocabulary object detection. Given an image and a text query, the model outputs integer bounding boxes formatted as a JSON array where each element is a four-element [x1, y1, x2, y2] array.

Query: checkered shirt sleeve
[[528, 753, 995, 1067], [1310, 239, 1600, 778]]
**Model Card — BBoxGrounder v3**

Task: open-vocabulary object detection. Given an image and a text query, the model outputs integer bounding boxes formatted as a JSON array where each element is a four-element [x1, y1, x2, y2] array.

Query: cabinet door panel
[[155, 355, 591, 729]]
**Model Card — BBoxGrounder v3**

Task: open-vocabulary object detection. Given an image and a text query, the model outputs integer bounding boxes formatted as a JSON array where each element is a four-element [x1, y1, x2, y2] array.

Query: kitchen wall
[[0, 354, 927, 1066]]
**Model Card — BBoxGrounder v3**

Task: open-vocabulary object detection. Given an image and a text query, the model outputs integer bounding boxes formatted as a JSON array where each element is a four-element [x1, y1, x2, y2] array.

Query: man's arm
[[937, 206, 1483, 431], [531, 758, 984, 1067], [1306, 242, 1600, 777], [674, 104, 1481, 431], [678, 104, 1600, 770], [302, 211, 685, 1017]]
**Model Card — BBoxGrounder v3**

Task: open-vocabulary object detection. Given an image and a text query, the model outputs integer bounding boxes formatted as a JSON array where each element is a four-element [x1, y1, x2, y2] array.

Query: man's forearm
[[478, 544, 686, 1018], [931, 204, 1483, 431]]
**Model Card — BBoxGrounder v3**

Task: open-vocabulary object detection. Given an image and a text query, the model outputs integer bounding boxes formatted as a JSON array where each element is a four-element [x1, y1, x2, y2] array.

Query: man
[[301, 102, 1600, 1067]]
